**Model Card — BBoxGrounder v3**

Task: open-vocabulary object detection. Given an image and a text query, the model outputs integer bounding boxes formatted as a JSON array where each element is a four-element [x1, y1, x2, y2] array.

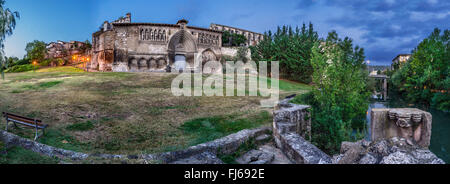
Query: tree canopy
[[250, 23, 319, 83], [307, 31, 370, 153], [391, 28, 449, 111], [25, 40, 47, 63], [0, 0, 19, 79], [222, 31, 247, 47]]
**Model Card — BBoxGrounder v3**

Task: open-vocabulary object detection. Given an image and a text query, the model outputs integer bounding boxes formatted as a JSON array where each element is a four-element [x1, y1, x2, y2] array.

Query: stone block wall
[[221, 47, 251, 61], [272, 98, 332, 164]]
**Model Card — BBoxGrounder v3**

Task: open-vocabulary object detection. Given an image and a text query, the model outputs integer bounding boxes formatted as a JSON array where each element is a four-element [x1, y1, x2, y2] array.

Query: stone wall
[[272, 98, 332, 164], [221, 47, 251, 61], [0, 127, 271, 164], [91, 14, 264, 73]]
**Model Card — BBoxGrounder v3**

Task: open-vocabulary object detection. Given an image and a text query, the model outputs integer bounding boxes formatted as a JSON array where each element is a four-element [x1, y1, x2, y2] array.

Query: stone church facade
[[90, 13, 261, 72]]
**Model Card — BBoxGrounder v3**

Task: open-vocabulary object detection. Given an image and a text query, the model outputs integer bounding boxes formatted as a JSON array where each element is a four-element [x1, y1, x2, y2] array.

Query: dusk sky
[[3, 0, 449, 65]]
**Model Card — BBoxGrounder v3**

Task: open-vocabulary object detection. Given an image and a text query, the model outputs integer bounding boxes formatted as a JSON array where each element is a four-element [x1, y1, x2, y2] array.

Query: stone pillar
[[383, 78, 388, 100], [272, 98, 332, 164]]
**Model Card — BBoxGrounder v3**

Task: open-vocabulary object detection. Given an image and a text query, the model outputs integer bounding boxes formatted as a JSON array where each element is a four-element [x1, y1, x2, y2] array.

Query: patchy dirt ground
[[0, 67, 310, 155]]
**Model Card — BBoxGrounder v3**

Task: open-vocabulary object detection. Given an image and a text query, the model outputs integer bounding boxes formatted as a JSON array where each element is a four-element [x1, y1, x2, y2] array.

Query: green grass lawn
[[0, 67, 311, 163]]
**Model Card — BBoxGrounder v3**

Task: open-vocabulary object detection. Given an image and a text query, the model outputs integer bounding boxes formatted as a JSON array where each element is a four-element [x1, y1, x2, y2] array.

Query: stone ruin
[[333, 108, 443, 164], [272, 98, 444, 164], [272, 98, 332, 164], [371, 108, 432, 147]]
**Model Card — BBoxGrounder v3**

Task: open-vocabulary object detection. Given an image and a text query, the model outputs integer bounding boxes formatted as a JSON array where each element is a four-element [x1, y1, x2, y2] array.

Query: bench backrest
[[2, 112, 44, 127]]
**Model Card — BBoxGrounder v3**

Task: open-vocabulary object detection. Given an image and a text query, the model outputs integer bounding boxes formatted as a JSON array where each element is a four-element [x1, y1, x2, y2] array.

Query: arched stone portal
[[168, 30, 197, 71], [201, 49, 217, 65], [128, 58, 138, 71], [157, 58, 167, 70], [201, 49, 220, 73], [138, 58, 147, 71], [174, 55, 186, 72]]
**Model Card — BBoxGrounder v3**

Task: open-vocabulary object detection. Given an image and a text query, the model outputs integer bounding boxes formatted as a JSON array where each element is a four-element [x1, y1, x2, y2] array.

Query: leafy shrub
[[39, 59, 52, 67], [5, 64, 37, 73], [222, 31, 247, 46], [308, 31, 370, 154], [11, 58, 30, 66], [291, 91, 316, 106]]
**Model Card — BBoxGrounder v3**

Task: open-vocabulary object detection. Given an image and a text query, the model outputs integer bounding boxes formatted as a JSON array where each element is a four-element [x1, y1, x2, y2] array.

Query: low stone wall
[[273, 98, 332, 164], [149, 127, 271, 163], [0, 126, 271, 164], [0, 130, 90, 160]]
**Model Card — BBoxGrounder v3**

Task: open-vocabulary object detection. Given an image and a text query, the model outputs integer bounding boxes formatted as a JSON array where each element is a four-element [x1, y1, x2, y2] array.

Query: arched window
[[144, 29, 148, 40], [150, 29, 153, 40], [156, 30, 160, 40], [163, 30, 166, 41]]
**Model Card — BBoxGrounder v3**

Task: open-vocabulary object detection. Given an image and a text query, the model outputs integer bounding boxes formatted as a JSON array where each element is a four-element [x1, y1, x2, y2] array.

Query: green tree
[[222, 31, 247, 47], [309, 31, 371, 153], [0, 0, 19, 80], [391, 28, 449, 111], [25, 40, 47, 63], [236, 47, 248, 63], [250, 23, 319, 83], [4, 56, 17, 66]]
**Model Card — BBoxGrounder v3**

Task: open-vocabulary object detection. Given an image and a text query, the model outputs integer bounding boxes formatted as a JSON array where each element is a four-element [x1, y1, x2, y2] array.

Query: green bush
[[222, 31, 247, 46], [308, 31, 370, 154], [13, 58, 30, 66], [5, 64, 38, 73], [291, 91, 315, 106], [39, 59, 52, 67]]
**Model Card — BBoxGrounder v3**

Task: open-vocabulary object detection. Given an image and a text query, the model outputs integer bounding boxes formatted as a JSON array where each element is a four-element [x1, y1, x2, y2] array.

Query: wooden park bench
[[2, 112, 48, 141]]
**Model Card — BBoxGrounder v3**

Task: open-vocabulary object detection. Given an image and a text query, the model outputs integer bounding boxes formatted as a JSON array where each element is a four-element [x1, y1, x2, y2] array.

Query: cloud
[[292, 0, 449, 65], [410, 11, 450, 22]]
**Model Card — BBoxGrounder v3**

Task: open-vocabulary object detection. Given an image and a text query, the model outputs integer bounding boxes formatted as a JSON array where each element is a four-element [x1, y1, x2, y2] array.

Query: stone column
[[383, 78, 388, 100]]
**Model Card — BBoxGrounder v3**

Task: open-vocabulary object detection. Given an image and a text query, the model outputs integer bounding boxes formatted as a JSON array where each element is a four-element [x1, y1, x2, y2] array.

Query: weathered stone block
[[273, 98, 331, 164], [371, 108, 432, 148]]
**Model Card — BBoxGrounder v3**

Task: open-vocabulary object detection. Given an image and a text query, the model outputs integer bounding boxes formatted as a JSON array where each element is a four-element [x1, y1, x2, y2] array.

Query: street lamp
[[32, 60, 38, 72]]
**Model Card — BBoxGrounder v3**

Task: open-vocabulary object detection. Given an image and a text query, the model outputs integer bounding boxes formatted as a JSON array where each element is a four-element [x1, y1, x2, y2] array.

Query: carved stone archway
[[201, 49, 217, 65], [167, 30, 198, 71]]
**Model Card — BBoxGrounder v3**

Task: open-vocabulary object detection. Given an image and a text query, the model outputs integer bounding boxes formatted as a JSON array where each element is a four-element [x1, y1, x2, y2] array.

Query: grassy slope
[[0, 67, 311, 163], [0, 141, 59, 164]]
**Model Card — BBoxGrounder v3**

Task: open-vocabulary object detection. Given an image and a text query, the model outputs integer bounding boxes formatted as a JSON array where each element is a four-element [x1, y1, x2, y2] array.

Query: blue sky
[[3, 0, 449, 65]]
